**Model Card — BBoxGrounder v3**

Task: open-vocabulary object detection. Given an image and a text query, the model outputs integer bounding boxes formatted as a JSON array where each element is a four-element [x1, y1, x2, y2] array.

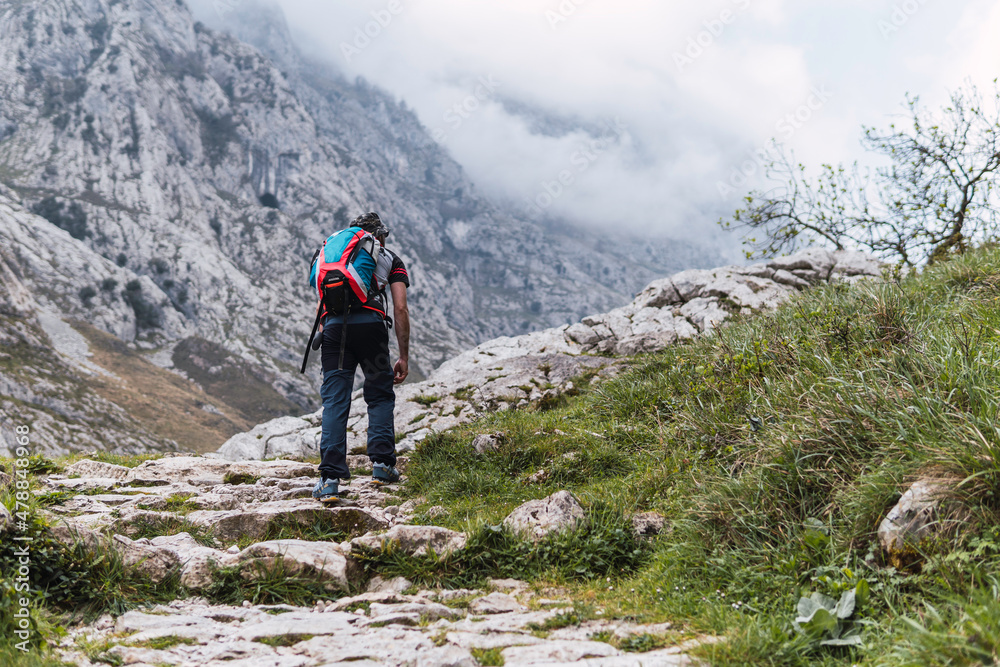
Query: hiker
[[305, 212, 410, 502]]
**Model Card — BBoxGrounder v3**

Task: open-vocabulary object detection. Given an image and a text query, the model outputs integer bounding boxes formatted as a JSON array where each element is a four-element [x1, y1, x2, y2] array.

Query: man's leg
[[319, 322, 358, 482], [357, 322, 397, 468]]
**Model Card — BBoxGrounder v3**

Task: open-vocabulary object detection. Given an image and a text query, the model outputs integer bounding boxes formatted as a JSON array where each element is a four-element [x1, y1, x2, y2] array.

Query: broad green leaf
[[810, 591, 838, 612], [796, 596, 822, 620], [855, 579, 870, 606], [835, 589, 856, 620], [798, 608, 838, 637]]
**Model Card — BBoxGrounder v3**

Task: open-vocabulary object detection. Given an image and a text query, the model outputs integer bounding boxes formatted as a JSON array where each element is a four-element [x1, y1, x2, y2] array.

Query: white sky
[[240, 0, 1000, 244]]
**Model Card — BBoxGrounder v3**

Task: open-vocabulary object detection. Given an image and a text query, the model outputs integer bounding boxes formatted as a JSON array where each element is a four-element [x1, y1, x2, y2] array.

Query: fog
[[197, 0, 1000, 244]]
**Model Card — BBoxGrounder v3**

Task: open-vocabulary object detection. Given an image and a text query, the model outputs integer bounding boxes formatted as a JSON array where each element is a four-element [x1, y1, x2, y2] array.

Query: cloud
[[206, 0, 989, 244]]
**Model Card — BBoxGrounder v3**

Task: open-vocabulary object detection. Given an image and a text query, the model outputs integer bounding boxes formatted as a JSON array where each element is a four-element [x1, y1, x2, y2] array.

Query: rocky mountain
[[0, 0, 719, 456]]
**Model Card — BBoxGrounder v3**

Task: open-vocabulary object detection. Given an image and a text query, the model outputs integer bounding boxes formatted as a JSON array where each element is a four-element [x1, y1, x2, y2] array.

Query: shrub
[[78, 286, 97, 304], [31, 198, 88, 240]]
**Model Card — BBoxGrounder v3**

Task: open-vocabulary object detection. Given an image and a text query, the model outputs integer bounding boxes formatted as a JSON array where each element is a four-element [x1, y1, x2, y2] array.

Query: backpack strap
[[299, 302, 324, 374]]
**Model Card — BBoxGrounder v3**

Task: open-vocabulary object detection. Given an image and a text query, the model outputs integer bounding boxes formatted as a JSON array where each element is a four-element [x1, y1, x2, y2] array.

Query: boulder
[[564, 322, 603, 347], [878, 478, 955, 567], [64, 459, 130, 480], [503, 491, 586, 541], [366, 575, 413, 594], [469, 592, 527, 615], [239, 540, 360, 591], [214, 416, 316, 462], [351, 525, 467, 557], [669, 269, 714, 302]]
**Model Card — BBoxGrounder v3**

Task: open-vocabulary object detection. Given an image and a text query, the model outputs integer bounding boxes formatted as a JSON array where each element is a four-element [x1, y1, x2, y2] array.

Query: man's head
[[351, 211, 390, 243]]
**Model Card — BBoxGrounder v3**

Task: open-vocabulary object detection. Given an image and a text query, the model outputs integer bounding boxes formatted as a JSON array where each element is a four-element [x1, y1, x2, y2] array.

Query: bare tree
[[723, 83, 1000, 267]]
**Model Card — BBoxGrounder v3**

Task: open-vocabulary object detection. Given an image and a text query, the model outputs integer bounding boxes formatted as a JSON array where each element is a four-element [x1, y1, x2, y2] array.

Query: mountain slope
[[0, 0, 718, 412]]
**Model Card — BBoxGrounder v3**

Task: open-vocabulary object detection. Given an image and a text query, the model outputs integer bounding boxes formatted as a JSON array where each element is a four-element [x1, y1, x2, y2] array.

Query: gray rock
[[878, 478, 954, 565], [0, 503, 12, 533], [351, 525, 467, 557], [679, 298, 729, 332], [125, 457, 234, 487], [769, 248, 836, 278], [503, 491, 586, 541], [771, 270, 812, 290], [632, 511, 667, 537], [64, 459, 131, 480], [239, 540, 361, 592], [110, 535, 182, 584], [669, 269, 715, 301], [469, 592, 527, 615], [187, 500, 388, 542], [635, 278, 682, 309], [366, 575, 414, 594], [832, 250, 884, 277], [502, 640, 620, 664], [473, 433, 504, 454], [446, 631, 546, 649], [369, 601, 462, 621], [215, 417, 317, 462]]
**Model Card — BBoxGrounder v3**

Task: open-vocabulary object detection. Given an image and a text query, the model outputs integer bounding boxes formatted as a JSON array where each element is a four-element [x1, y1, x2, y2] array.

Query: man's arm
[[390, 281, 409, 384]]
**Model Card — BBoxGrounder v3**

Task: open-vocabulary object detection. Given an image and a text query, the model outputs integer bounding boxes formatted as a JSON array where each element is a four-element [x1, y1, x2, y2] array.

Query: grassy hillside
[[389, 246, 1000, 665]]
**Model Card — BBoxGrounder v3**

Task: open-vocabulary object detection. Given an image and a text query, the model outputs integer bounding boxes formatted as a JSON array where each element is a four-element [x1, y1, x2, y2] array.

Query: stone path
[[39, 456, 707, 666]]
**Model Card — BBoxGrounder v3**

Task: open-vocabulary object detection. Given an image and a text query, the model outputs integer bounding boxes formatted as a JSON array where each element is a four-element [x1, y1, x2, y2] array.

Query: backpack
[[300, 227, 383, 373], [309, 227, 382, 315]]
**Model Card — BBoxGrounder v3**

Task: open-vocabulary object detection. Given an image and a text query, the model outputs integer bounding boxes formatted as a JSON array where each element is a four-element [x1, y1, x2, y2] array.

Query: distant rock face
[[214, 247, 882, 460]]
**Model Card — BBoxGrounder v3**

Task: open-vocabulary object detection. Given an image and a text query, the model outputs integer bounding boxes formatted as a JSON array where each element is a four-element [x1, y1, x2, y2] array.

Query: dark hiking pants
[[319, 318, 397, 481]]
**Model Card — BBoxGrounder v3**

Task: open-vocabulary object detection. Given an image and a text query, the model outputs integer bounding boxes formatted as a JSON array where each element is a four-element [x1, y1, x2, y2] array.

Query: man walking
[[310, 212, 410, 502]]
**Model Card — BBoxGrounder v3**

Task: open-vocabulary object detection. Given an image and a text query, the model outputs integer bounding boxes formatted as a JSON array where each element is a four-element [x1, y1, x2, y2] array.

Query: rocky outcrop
[[214, 247, 882, 461]]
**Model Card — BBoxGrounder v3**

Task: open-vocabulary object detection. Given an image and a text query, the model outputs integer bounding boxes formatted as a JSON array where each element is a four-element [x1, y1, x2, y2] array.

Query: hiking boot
[[371, 462, 400, 485], [312, 477, 339, 502]]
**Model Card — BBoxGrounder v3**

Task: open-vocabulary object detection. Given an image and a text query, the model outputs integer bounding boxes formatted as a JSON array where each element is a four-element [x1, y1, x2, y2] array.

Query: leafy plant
[[793, 582, 869, 648]]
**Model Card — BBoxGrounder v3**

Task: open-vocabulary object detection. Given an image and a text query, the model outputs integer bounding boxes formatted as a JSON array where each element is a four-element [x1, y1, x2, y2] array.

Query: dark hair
[[350, 211, 389, 238]]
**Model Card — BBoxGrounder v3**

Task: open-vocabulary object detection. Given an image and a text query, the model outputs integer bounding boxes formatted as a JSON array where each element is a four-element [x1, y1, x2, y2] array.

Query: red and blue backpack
[[301, 227, 383, 372]]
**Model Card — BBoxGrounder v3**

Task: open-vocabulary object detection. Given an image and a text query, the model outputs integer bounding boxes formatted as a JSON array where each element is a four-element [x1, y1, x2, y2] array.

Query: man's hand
[[393, 358, 408, 384]]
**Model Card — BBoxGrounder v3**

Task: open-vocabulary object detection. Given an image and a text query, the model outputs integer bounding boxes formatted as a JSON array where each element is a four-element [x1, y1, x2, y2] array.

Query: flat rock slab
[[503, 640, 621, 664], [186, 500, 388, 542], [469, 592, 527, 615]]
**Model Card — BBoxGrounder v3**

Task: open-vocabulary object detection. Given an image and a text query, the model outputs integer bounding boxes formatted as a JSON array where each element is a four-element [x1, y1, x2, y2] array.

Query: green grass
[[470, 647, 505, 666], [396, 246, 1000, 666]]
